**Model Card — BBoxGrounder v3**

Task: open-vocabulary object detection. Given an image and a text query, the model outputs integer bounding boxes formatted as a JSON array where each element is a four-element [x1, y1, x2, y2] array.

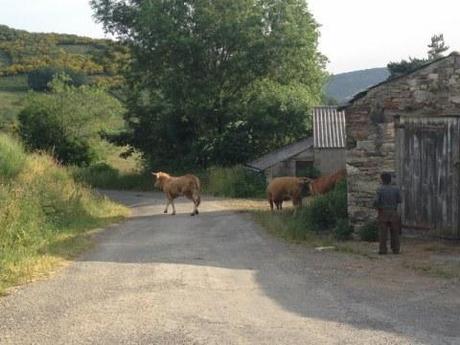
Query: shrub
[[302, 196, 335, 232], [18, 77, 124, 166], [335, 218, 354, 241], [27, 67, 88, 91], [206, 165, 266, 198], [72, 163, 153, 190], [300, 179, 348, 233], [359, 221, 379, 242]]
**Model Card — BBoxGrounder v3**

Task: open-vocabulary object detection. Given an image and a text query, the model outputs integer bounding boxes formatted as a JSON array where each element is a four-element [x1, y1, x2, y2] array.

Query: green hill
[[326, 67, 390, 104], [0, 25, 128, 130]]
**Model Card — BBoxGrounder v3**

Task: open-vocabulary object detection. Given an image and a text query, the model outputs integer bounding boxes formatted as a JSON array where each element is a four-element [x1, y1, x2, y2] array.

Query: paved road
[[1, 191, 459, 345]]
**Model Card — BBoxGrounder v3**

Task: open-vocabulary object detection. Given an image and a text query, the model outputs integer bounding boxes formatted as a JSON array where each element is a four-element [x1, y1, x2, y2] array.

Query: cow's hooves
[[190, 213, 195, 216], [195, 210, 199, 215], [171, 213, 176, 216], [164, 210, 168, 214]]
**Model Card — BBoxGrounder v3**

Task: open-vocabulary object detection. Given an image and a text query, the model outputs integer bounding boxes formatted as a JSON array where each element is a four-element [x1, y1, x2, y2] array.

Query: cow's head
[[298, 177, 312, 197], [152, 171, 164, 189]]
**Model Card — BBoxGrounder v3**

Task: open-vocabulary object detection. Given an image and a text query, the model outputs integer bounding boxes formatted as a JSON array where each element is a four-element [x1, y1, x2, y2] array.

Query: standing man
[[373, 172, 401, 254]]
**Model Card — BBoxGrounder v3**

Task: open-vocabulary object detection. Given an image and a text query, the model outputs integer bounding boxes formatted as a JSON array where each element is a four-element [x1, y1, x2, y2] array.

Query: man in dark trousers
[[373, 172, 401, 254]]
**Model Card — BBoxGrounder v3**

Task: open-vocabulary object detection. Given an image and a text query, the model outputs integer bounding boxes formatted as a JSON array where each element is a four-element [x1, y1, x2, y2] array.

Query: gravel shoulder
[[0, 190, 459, 345]]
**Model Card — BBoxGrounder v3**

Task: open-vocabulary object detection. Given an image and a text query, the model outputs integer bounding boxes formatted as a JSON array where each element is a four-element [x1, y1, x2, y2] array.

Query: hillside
[[326, 67, 390, 104], [0, 25, 128, 81], [0, 25, 128, 130]]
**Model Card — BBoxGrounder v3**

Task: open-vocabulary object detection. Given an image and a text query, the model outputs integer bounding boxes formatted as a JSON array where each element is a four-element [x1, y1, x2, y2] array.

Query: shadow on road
[[78, 190, 460, 343]]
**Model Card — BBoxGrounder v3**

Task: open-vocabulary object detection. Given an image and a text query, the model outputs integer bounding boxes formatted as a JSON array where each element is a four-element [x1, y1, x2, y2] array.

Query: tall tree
[[427, 34, 449, 60], [388, 34, 450, 78], [91, 0, 327, 169]]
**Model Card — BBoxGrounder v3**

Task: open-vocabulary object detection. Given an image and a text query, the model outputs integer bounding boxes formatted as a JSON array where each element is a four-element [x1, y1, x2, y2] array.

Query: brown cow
[[266, 177, 309, 211], [152, 172, 201, 216], [308, 169, 346, 196]]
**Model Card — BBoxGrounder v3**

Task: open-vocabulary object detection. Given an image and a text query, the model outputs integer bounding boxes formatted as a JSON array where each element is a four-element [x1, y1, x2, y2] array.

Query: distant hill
[[0, 25, 129, 91], [326, 67, 390, 104], [0, 25, 129, 131]]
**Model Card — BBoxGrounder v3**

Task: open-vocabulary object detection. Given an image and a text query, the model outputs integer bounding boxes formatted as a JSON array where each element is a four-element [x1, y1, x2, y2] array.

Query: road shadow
[[78, 190, 460, 343]]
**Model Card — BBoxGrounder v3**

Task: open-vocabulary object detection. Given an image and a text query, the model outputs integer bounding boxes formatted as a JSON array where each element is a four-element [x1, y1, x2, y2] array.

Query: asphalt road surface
[[1, 191, 459, 345]]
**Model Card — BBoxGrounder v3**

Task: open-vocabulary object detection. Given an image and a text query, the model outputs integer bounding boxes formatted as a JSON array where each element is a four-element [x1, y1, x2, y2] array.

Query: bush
[[206, 165, 266, 198], [300, 179, 348, 233], [72, 163, 153, 190], [18, 77, 124, 166], [18, 104, 97, 165], [27, 67, 88, 91], [335, 218, 354, 241], [359, 221, 379, 242]]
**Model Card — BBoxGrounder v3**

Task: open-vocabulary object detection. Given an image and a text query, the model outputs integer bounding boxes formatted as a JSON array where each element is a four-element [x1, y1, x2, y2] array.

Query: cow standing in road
[[152, 172, 201, 216]]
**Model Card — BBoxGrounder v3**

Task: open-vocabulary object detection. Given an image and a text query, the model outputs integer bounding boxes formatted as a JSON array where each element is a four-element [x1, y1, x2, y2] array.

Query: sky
[[0, 0, 459, 74]]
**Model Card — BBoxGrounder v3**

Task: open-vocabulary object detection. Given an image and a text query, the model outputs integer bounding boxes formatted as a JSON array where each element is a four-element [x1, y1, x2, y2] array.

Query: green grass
[[0, 134, 129, 294], [0, 91, 26, 130], [72, 163, 154, 191], [205, 165, 266, 198], [252, 210, 335, 245], [0, 74, 28, 92]]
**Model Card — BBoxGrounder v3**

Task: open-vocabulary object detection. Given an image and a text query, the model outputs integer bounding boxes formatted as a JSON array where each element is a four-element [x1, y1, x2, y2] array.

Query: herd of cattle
[[152, 169, 346, 216]]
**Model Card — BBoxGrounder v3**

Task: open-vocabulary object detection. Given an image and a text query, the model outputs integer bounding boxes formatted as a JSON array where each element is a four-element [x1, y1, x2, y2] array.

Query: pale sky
[[0, 0, 459, 74]]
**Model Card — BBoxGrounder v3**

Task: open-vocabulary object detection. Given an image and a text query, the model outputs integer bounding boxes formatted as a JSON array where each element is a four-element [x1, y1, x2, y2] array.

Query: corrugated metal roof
[[247, 137, 313, 171], [313, 106, 346, 148]]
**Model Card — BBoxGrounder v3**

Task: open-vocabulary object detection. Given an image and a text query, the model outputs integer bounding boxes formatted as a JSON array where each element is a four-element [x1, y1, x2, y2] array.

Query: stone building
[[342, 52, 460, 239], [247, 106, 346, 180]]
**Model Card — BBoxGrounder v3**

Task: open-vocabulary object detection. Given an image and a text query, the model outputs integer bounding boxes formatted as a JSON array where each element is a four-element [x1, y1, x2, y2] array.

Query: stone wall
[[344, 52, 460, 228]]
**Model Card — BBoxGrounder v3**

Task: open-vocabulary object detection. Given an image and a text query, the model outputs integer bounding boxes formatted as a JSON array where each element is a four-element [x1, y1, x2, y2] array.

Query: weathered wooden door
[[397, 116, 460, 238]]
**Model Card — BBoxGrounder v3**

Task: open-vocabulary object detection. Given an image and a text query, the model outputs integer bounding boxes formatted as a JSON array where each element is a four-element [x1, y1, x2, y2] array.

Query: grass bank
[[0, 134, 128, 294]]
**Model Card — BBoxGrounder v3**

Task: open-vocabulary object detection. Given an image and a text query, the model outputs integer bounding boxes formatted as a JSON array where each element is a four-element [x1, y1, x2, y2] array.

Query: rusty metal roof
[[313, 106, 346, 148]]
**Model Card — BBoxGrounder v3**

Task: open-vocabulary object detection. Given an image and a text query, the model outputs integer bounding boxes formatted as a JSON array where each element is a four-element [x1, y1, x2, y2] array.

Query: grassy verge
[[0, 134, 129, 294], [0, 90, 26, 131], [205, 165, 266, 198], [251, 209, 460, 279], [72, 162, 153, 191], [252, 209, 344, 247]]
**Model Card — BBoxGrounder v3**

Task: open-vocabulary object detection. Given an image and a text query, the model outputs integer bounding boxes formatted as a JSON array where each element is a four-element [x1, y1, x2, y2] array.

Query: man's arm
[[373, 188, 381, 209]]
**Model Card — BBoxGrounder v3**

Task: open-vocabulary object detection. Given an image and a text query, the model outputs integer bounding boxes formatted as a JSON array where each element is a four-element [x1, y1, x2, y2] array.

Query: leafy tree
[[27, 66, 88, 91], [427, 34, 449, 60], [388, 34, 450, 78], [91, 0, 327, 169], [387, 57, 427, 78], [18, 75, 124, 165]]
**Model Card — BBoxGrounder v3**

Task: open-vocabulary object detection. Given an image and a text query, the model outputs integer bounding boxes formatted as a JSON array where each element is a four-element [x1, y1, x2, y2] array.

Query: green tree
[[427, 34, 449, 60], [27, 66, 88, 91], [18, 75, 124, 165], [388, 34, 450, 78], [91, 0, 327, 169]]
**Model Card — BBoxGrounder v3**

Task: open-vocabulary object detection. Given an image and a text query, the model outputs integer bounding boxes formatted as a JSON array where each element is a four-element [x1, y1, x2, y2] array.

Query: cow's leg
[[164, 199, 170, 213], [171, 199, 176, 215], [192, 193, 200, 215]]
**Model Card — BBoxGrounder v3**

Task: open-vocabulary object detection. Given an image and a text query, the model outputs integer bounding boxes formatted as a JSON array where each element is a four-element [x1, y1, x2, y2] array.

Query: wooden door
[[398, 116, 460, 238]]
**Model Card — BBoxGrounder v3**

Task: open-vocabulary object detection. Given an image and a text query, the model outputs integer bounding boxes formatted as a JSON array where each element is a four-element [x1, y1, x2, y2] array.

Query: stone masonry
[[343, 52, 460, 229]]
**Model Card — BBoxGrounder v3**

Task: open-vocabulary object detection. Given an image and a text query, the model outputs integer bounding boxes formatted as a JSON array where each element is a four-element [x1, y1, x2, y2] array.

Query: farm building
[[247, 106, 346, 180], [342, 52, 460, 239]]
